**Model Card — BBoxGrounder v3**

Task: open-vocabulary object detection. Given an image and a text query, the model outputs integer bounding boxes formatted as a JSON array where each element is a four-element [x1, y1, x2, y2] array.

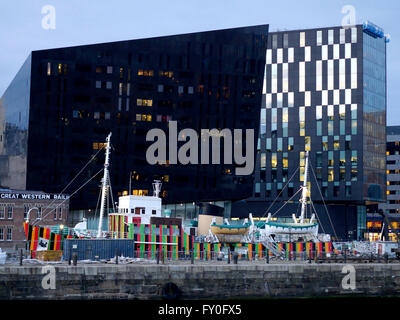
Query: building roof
[[387, 126, 400, 136]]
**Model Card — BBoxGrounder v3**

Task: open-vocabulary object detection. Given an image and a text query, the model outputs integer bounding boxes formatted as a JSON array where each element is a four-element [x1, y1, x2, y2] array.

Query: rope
[[309, 162, 338, 239], [261, 166, 299, 218], [32, 168, 104, 226], [38, 146, 105, 223], [310, 199, 326, 234], [270, 187, 303, 217]]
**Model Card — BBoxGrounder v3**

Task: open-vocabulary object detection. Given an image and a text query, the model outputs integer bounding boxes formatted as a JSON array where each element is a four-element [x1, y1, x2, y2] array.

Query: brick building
[[0, 189, 69, 250]]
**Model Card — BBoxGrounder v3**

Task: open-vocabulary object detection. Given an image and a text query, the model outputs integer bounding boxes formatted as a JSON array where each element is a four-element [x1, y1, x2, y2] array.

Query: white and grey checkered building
[[233, 24, 387, 241]]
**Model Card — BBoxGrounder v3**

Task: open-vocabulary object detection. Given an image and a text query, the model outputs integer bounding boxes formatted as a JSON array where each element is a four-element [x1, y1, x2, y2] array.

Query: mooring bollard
[[266, 249, 269, 264], [233, 252, 238, 265], [191, 250, 194, 264], [227, 249, 231, 264], [72, 253, 77, 266]]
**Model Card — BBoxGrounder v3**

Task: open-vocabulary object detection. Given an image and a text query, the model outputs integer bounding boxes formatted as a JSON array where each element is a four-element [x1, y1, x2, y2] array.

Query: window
[[47, 62, 51, 76], [288, 137, 294, 151], [322, 136, 328, 151], [328, 29, 334, 44], [152, 210, 157, 215], [158, 84, 164, 93], [58, 207, 62, 220], [54, 209, 57, 220], [351, 168, 357, 181], [334, 136, 340, 150], [107, 66, 113, 74], [0, 227, 3, 240], [137, 99, 153, 106], [37, 207, 42, 220], [271, 153, 277, 168], [0, 207, 4, 219], [300, 32, 305, 47], [305, 46, 311, 62], [340, 28, 346, 44], [95, 81, 101, 88], [351, 27, 357, 43], [283, 33, 288, 48], [24, 206, 29, 220], [316, 30, 322, 45], [272, 34, 277, 49], [106, 81, 112, 89], [328, 151, 334, 167], [277, 49, 283, 64], [305, 136, 311, 151], [188, 86, 194, 94], [328, 168, 334, 182], [6, 228, 12, 241], [288, 48, 294, 63], [351, 120, 357, 135], [7, 206, 12, 219]]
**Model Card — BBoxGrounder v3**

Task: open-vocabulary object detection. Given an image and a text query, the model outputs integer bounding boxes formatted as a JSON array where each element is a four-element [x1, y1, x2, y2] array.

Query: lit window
[[95, 81, 101, 89], [328, 168, 334, 182], [305, 136, 311, 151], [94, 112, 100, 119], [271, 153, 277, 168], [107, 66, 113, 74], [47, 62, 51, 76], [106, 81, 112, 89]]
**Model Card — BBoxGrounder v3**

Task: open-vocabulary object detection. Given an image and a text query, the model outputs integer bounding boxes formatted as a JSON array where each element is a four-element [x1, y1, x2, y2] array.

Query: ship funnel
[[152, 180, 162, 197]]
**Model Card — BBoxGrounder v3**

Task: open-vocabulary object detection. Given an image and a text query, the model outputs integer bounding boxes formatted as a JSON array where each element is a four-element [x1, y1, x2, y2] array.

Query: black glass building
[[0, 25, 269, 221], [233, 23, 387, 240]]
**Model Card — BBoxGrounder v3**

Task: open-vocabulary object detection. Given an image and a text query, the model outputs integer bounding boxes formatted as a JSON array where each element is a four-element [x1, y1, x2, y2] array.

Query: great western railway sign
[[0, 192, 69, 200]]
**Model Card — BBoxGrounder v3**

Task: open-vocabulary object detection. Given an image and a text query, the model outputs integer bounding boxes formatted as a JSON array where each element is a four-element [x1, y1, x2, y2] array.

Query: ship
[[23, 133, 336, 261]]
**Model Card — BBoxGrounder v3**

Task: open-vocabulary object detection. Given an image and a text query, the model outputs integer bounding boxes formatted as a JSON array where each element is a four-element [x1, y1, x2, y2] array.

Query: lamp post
[[25, 207, 39, 223]]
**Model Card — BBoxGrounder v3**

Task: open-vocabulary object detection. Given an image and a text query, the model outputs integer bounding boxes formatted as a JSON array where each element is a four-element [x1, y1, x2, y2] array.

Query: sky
[[0, 0, 399, 124]]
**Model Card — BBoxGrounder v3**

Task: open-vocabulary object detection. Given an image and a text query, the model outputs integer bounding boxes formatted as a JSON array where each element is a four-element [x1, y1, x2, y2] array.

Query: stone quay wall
[[0, 263, 399, 300]]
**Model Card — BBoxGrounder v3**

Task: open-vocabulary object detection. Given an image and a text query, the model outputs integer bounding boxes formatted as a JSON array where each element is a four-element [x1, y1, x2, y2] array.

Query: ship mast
[[97, 132, 112, 238], [299, 150, 309, 224]]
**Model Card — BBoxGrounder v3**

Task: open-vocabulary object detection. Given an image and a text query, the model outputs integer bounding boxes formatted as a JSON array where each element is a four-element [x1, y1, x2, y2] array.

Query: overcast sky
[[0, 0, 398, 124]]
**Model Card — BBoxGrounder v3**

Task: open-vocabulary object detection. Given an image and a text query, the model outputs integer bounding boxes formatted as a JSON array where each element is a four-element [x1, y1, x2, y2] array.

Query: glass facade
[[239, 24, 387, 240], [362, 31, 386, 202], [0, 25, 269, 212]]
